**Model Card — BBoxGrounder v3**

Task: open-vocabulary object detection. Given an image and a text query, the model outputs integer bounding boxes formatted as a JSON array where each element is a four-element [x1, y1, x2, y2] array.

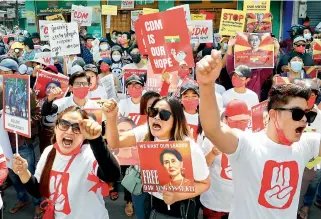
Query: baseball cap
[[11, 42, 24, 50], [125, 75, 145, 87], [72, 58, 86, 68], [225, 100, 251, 121], [98, 57, 112, 66], [0, 58, 19, 72], [44, 65, 58, 74], [41, 45, 51, 52], [70, 65, 84, 75], [180, 81, 199, 96], [293, 36, 306, 44], [18, 64, 33, 75], [233, 65, 252, 78], [25, 58, 47, 67], [83, 64, 98, 74]]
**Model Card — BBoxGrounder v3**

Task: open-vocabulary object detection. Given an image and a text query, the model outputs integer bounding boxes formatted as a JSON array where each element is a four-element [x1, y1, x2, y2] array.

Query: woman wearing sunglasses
[[103, 97, 210, 219], [12, 106, 120, 219]]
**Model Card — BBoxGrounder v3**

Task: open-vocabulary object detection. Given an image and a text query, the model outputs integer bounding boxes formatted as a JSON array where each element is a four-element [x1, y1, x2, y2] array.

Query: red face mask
[[86, 42, 93, 49], [73, 87, 89, 99], [182, 99, 199, 111], [232, 76, 245, 88], [308, 95, 316, 109], [178, 69, 190, 79], [54, 142, 83, 156], [274, 114, 293, 146], [119, 38, 127, 45], [205, 43, 213, 48], [227, 120, 248, 131], [127, 87, 143, 98], [100, 64, 110, 72], [295, 46, 305, 54], [304, 22, 310, 27]]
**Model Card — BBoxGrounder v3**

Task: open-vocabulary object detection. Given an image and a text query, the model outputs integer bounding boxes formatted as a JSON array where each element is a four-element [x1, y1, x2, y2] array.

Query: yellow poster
[[102, 5, 118, 16], [243, 0, 271, 13], [191, 14, 206, 20], [143, 8, 159, 15], [219, 9, 246, 36], [46, 14, 65, 21]]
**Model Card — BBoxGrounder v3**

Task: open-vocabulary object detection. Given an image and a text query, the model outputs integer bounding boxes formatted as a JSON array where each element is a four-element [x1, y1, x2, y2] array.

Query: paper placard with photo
[[246, 13, 272, 33], [251, 100, 268, 132]]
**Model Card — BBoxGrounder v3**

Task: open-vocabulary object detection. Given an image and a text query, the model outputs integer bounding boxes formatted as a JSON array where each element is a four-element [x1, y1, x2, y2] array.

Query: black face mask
[[131, 53, 141, 64]]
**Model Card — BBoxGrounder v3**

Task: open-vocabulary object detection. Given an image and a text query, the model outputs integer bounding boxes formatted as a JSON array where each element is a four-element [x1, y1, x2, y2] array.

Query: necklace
[[169, 178, 184, 187]]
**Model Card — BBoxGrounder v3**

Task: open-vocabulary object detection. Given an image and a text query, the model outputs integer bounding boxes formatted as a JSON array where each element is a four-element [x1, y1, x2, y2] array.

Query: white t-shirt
[[0, 146, 5, 209], [215, 83, 226, 95], [184, 111, 198, 126], [118, 97, 140, 117], [200, 137, 233, 212], [215, 92, 224, 110], [222, 88, 259, 109], [227, 131, 320, 219], [88, 86, 108, 100], [122, 63, 147, 71], [35, 145, 109, 219], [307, 105, 321, 134]]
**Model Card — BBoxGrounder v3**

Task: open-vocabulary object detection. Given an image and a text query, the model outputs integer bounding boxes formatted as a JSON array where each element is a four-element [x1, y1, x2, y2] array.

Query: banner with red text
[[71, 5, 93, 26], [128, 113, 147, 126], [219, 9, 246, 36], [251, 100, 268, 132], [187, 20, 213, 44], [34, 52, 53, 65], [39, 20, 64, 41]]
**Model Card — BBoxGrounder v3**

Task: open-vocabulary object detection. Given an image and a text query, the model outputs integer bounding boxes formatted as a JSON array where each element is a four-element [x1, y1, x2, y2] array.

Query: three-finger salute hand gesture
[[48, 87, 63, 102], [79, 119, 102, 140], [196, 49, 222, 86], [12, 154, 28, 175], [102, 99, 118, 119]]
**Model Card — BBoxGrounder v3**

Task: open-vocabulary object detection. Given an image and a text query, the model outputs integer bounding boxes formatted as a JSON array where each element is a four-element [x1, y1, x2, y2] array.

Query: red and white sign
[[251, 100, 268, 132], [35, 52, 53, 65], [39, 20, 65, 41], [146, 63, 162, 92], [71, 5, 93, 26], [187, 20, 213, 44], [121, 0, 134, 9], [128, 113, 147, 126]]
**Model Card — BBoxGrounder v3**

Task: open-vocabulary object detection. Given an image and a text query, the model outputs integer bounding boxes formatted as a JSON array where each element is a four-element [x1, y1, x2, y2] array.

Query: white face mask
[[100, 44, 109, 51], [223, 43, 228, 50], [304, 33, 311, 40], [112, 54, 121, 62]]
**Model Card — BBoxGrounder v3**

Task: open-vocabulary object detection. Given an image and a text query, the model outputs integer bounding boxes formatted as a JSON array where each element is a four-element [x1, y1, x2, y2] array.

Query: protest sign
[[137, 141, 195, 193], [0, 117, 13, 169], [34, 52, 53, 65], [234, 32, 274, 68], [131, 10, 143, 31], [246, 13, 272, 33], [305, 66, 318, 78], [146, 63, 162, 92], [102, 5, 117, 15], [128, 113, 147, 126], [33, 70, 69, 107], [219, 9, 246, 36], [313, 40, 321, 60], [71, 5, 93, 27], [274, 76, 290, 86], [243, 0, 271, 13], [191, 14, 206, 20], [187, 20, 213, 44], [100, 74, 117, 100], [134, 19, 148, 55], [251, 100, 268, 132], [2, 34, 17, 44], [122, 69, 147, 93], [39, 20, 55, 41], [3, 75, 31, 138], [121, 0, 135, 9], [112, 147, 139, 166], [167, 4, 191, 21], [143, 8, 159, 15], [46, 14, 65, 21], [139, 8, 194, 73], [84, 108, 102, 125], [200, 10, 215, 21], [48, 22, 80, 57], [188, 124, 198, 142], [213, 33, 222, 48]]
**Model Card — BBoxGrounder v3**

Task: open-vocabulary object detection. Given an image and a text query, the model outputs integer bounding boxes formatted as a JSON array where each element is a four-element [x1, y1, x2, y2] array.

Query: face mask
[[54, 142, 83, 156], [308, 95, 317, 109], [274, 114, 292, 146], [131, 54, 141, 64], [86, 42, 93, 49], [232, 76, 245, 88], [112, 54, 121, 62], [73, 87, 89, 99], [295, 46, 305, 54], [304, 33, 311, 40], [205, 43, 212, 48], [112, 34, 117, 39], [304, 22, 310, 27], [290, 61, 303, 73], [100, 64, 110, 72], [119, 38, 127, 45], [227, 120, 248, 131], [182, 99, 199, 111], [100, 44, 109, 51], [178, 69, 190, 79], [127, 87, 143, 98], [223, 43, 228, 50]]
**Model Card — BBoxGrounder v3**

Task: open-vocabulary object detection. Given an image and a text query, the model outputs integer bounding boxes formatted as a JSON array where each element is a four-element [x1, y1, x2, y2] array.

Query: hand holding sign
[[12, 154, 28, 176], [163, 191, 179, 206], [79, 119, 102, 140], [48, 87, 63, 102], [196, 50, 222, 86], [102, 99, 118, 119]]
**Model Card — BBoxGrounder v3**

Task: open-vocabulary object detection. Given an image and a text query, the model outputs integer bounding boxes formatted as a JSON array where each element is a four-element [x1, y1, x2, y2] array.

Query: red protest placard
[[274, 76, 290, 86], [84, 108, 102, 125], [188, 124, 198, 142], [33, 70, 69, 107], [3, 75, 31, 138], [235, 32, 274, 68], [200, 10, 215, 20], [122, 69, 147, 93], [146, 63, 162, 92], [128, 113, 147, 126], [313, 40, 321, 60], [137, 141, 195, 193], [112, 147, 139, 166], [135, 18, 148, 55], [139, 8, 194, 73], [304, 66, 318, 78], [246, 13, 272, 33], [251, 100, 268, 132]]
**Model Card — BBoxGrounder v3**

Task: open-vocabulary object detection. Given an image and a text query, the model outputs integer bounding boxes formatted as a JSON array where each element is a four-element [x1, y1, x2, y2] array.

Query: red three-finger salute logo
[[258, 161, 299, 209], [220, 154, 232, 180]]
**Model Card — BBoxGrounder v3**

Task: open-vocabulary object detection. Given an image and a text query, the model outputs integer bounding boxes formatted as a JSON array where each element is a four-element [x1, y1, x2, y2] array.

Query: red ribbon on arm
[[87, 173, 110, 197]]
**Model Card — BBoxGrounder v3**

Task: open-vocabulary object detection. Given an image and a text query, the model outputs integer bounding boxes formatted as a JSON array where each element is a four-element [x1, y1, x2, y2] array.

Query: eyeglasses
[[73, 82, 89, 87], [294, 44, 306, 47], [57, 119, 81, 134], [274, 108, 317, 123], [147, 107, 172, 121], [127, 83, 142, 89]]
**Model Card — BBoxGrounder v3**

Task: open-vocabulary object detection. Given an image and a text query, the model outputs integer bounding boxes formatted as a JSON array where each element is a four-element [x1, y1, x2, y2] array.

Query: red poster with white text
[[134, 19, 148, 55], [251, 100, 268, 132], [139, 8, 194, 73], [128, 113, 147, 126], [137, 141, 195, 193], [146, 63, 162, 92]]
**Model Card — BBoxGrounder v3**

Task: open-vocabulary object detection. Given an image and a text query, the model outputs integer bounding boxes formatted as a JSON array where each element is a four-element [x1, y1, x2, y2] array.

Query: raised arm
[[196, 50, 239, 154]]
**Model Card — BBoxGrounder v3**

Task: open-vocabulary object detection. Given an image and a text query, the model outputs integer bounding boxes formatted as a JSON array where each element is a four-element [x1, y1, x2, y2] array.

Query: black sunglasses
[[295, 44, 306, 47], [57, 119, 81, 134], [147, 107, 172, 121], [274, 108, 317, 123]]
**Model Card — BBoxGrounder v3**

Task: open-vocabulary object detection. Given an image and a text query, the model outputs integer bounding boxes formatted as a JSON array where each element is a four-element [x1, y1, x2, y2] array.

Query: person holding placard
[[103, 97, 210, 218], [98, 58, 120, 92], [12, 106, 121, 219]]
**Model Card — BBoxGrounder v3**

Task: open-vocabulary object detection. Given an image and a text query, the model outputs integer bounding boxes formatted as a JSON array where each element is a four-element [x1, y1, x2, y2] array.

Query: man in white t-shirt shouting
[[196, 50, 321, 219], [222, 65, 259, 109]]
